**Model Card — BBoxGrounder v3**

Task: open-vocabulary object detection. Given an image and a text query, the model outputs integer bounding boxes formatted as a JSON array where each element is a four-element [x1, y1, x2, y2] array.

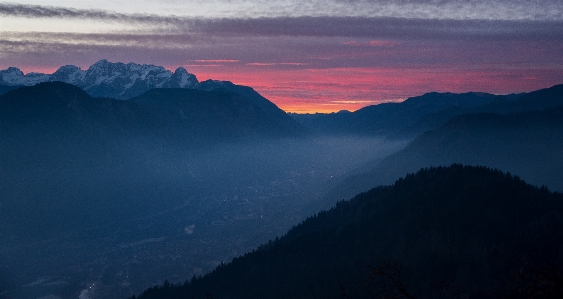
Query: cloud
[[190, 17, 563, 41], [331, 100, 378, 104], [0, 3, 189, 25], [245, 62, 309, 66], [2, 1, 562, 20], [193, 60, 239, 63], [2, 3, 562, 41], [342, 40, 400, 46]]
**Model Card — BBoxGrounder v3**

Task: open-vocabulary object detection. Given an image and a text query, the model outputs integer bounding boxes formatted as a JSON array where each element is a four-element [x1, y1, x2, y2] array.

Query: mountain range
[[2, 59, 563, 299], [292, 85, 563, 138], [0, 60, 196, 100], [0, 80, 306, 239], [322, 105, 563, 209]]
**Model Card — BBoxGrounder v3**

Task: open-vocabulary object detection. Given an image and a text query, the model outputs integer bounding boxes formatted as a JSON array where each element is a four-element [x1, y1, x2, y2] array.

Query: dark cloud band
[[0, 3, 180, 24], [1, 2, 562, 41], [190, 17, 563, 40]]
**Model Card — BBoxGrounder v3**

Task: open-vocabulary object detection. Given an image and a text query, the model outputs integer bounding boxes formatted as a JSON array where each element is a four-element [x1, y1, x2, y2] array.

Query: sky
[[0, 1, 562, 113]]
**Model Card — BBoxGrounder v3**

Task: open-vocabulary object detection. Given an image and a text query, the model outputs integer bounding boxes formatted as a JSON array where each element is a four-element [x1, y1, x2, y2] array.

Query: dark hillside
[[197, 80, 305, 137], [292, 92, 507, 136], [327, 105, 563, 204], [293, 84, 563, 138], [478, 83, 563, 115], [134, 165, 563, 299], [130, 88, 303, 141], [0, 82, 305, 236], [0, 84, 23, 95], [398, 84, 563, 138]]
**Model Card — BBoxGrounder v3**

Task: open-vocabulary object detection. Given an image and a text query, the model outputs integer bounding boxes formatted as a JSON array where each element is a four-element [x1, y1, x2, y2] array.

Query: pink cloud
[[192, 59, 240, 63], [194, 65, 563, 113], [342, 40, 401, 47]]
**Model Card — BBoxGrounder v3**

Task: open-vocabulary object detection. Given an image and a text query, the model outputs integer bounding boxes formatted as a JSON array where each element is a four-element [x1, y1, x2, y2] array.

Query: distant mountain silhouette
[[397, 84, 563, 138], [0, 82, 302, 142], [477, 84, 563, 114], [0, 82, 303, 235], [0, 84, 22, 96], [325, 105, 563, 205], [197, 79, 304, 136], [129, 87, 303, 141], [292, 91, 514, 137], [292, 85, 563, 138], [132, 165, 563, 299]]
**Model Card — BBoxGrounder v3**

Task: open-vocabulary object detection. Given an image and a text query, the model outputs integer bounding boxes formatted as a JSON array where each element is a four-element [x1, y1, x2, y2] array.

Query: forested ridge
[[133, 165, 563, 299]]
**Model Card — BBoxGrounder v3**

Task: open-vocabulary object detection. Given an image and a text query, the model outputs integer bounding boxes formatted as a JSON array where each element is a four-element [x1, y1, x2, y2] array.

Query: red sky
[[2, 2, 563, 113], [188, 65, 563, 113]]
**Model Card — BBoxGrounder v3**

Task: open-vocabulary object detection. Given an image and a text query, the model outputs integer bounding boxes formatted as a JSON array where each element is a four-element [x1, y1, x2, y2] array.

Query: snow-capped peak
[[0, 60, 200, 100], [50, 65, 86, 85], [0, 67, 50, 86]]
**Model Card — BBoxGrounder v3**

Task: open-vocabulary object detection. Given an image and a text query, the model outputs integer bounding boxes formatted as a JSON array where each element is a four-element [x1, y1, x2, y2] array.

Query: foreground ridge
[[133, 164, 563, 299]]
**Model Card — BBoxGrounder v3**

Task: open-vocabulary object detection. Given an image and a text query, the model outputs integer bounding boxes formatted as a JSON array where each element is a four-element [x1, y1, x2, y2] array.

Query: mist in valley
[[0, 135, 408, 299]]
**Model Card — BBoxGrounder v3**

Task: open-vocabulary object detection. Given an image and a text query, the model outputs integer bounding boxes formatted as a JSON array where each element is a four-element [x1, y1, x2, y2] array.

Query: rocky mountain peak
[[0, 60, 204, 99], [51, 65, 86, 85]]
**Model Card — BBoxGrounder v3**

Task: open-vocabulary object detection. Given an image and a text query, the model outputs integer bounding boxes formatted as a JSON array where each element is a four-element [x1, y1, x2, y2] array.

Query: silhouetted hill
[[0, 82, 302, 144], [291, 91, 512, 136], [396, 84, 563, 138], [0, 82, 304, 236], [133, 165, 563, 299], [293, 84, 563, 138], [130, 87, 303, 141], [477, 84, 563, 115], [0, 81, 141, 140], [326, 106, 563, 205], [0, 84, 22, 95], [0, 83, 153, 236]]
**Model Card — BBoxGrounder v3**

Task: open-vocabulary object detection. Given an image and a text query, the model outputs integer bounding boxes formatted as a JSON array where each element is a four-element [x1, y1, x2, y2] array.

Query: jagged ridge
[[0, 59, 199, 100]]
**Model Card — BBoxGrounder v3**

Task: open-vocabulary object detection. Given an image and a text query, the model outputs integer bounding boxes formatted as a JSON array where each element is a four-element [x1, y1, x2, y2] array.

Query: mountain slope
[[0, 82, 148, 235], [395, 84, 563, 138], [293, 84, 563, 138], [292, 91, 513, 136], [133, 165, 563, 299], [0, 84, 22, 96], [326, 105, 563, 205], [477, 83, 563, 115], [129, 88, 303, 141], [198, 79, 304, 137], [0, 82, 304, 236]]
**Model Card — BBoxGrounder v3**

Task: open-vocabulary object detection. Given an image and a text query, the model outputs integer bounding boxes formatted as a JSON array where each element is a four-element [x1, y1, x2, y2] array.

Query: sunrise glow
[[1, 1, 562, 112]]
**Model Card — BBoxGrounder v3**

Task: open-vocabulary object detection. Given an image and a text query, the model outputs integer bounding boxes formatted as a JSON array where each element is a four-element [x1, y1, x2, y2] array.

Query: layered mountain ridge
[[0, 81, 303, 151]]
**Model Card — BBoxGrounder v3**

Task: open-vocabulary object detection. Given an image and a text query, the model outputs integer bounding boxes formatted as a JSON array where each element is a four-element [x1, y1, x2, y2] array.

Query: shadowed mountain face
[[133, 165, 563, 299], [0, 82, 302, 145], [291, 91, 513, 136], [292, 84, 563, 138], [130, 87, 304, 141], [2, 82, 400, 299], [3, 78, 562, 299], [325, 105, 563, 205], [0, 85, 22, 96], [0, 82, 305, 235]]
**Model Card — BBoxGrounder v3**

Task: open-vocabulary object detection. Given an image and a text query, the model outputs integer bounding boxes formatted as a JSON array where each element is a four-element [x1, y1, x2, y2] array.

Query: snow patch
[[0, 59, 199, 99], [78, 289, 90, 299], [184, 224, 195, 234]]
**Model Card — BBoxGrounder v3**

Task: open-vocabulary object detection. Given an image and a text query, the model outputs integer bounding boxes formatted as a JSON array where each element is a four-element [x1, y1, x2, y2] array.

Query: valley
[[0, 61, 562, 299]]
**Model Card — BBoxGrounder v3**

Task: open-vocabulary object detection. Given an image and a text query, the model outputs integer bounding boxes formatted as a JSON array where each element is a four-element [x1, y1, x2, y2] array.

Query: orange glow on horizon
[[190, 65, 563, 113], [13, 64, 563, 114]]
